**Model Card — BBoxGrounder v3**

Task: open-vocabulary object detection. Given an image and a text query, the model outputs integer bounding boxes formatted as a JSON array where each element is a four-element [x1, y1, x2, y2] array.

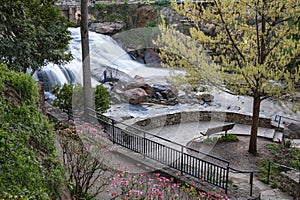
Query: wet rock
[[227, 105, 241, 111], [110, 77, 179, 105], [111, 92, 125, 104], [199, 93, 214, 102], [91, 22, 124, 35], [125, 75, 154, 96], [152, 84, 178, 99], [124, 88, 148, 105], [283, 123, 300, 139], [144, 49, 161, 65], [178, 94, 204, 104]]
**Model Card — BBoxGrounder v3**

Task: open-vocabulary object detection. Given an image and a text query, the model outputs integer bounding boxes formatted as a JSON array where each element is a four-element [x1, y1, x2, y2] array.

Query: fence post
[[250, 172, 254, 196], [267, 161, 271, 184], [143, 132, 146, 159], [225, 164, 230, 194], [180, 146, 184, 175], [278, 116, 281, 128], [112, 119, 116, 144]]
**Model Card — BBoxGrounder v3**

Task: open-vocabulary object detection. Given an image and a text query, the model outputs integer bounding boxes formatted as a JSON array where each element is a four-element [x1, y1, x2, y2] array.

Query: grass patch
[[202, 134, 239, 145], [219, 134, 239, 142], [257, 141, 300, 188]]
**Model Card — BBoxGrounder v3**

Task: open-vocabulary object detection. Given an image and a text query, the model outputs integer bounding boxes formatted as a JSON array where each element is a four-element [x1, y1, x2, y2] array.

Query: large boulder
[[199, 93, 214, 103], [144, 49, 161, 65], [152, 84, 178, 99], [91, 22, 124, 35], [283, 123, 300, 139], [124, 88, 148, 105], [125, 75, 154, 96]]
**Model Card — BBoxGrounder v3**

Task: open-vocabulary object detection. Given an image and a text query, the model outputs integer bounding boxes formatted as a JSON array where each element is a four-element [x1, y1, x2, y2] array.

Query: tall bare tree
[[81, 0, 93, 121]]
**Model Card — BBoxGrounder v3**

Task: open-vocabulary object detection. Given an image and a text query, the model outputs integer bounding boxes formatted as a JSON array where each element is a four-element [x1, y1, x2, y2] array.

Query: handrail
[[88, 107, 230, 164], [267, 161, 300, 184], [86, 108, 260, 196], [274, 114, 300, 128], [229, 167, 260, 196]]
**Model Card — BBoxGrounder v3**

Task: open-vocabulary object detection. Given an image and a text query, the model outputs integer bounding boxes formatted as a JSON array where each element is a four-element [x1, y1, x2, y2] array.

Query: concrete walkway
[[146, 121, 300, 148], [110, 142, 293, 200]]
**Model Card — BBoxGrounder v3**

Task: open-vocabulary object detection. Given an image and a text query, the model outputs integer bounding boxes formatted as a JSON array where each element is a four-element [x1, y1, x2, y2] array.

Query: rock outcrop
[[110, 76, 179, 105], [199, 93, 214, 103], [283, 123, 300, 139], [125, 75, 153, 96], [91, 22, 124, 35], [124, 88, 148, 105]]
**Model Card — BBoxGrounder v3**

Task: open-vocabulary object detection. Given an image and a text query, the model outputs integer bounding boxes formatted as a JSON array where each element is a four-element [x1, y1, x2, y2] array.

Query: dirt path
[[188, 135, 275, 170]]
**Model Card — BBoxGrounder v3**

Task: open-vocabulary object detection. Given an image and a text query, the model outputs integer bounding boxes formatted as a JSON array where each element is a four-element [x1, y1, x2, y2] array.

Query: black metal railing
[[274, 114, 300, 128], [266, 161, 300, 184], [87, 108, 259, 195], [229, 167, 260, 196]]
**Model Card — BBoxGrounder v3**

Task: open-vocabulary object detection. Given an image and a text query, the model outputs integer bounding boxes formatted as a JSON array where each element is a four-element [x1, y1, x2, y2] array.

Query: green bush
[[145, 21, 157, 27], [107, 13, 123, 22], [265, 143, 300, 170], [0, 64, 38, 104], [52, 83, 74, 113], [0, 66, 63, 199], [258, 143, 300, 188], [52, 83, 110, 116], [219, 134, 239, 142], [202, 134, 238, 145], [52, 83, 83, 119], [94, 85, 110, 114]]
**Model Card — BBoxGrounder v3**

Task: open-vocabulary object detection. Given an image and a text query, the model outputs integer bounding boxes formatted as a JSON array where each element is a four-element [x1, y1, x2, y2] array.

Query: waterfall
[[33, 27, 145, 92]]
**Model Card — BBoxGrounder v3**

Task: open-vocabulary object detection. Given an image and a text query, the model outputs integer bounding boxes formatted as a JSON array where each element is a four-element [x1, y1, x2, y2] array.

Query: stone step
[[257, 128, 276, 140], [273, 131, 283, 143], [291, 139, 300, 148], [271, 120, 285, 129]]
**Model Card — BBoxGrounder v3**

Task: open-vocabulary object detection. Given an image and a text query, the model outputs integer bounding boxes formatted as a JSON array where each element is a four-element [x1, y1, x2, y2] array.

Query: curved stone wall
[[129, 110, 273, 131]]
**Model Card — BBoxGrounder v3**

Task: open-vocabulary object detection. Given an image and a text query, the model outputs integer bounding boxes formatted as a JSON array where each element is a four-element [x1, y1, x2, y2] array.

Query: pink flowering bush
[[108, 165, 229, 200], [56, 120, 116, 200], [56, 120, 229, 200]]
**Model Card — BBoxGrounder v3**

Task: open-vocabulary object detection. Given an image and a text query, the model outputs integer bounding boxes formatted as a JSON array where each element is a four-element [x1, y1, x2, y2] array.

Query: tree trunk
[[81, 0, 93, 121], [249, 95, 261, 155]]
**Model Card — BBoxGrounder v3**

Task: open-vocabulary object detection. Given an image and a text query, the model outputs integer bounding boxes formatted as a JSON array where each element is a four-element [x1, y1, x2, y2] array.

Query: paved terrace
[[108, 121, 296, 200], [46, 104, 298, 199]]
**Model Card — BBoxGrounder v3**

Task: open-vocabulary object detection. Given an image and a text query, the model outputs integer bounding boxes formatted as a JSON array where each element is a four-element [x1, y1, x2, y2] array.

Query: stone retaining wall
[[130, 110, 272, 131], [279, 170, 300, 199]]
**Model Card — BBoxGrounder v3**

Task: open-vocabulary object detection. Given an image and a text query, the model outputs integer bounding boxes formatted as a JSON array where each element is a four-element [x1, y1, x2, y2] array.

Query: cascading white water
[[32, 28, 299, 120], [34, 27, 172, 92], [34, 27, 143, 91]]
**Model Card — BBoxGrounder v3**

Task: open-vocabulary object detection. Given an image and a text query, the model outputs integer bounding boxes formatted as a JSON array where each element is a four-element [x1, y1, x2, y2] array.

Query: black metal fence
[[88, 108, 230, 193]]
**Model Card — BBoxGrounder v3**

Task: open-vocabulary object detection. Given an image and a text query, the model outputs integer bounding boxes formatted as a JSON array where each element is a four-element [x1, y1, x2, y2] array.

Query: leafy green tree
[[52, 83, 85, 119], [0, 64, 63, 199], [95, 85, 110, 114], [52, 83, 74, 118], [0, 0, 72, 72], [156, 0, 300, 154], [52, 83, 110, 118]]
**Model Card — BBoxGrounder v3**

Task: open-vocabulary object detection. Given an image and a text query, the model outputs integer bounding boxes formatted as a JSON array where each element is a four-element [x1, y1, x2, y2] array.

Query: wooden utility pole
[[80, 0, 93, 121]]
